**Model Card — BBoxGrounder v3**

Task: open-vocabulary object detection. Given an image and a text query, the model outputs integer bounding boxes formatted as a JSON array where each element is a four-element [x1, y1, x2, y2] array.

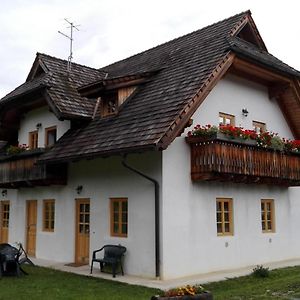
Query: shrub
[[252, 265, 270, 278], [6, 144, 28, 155], [270, 136, 285, 151]]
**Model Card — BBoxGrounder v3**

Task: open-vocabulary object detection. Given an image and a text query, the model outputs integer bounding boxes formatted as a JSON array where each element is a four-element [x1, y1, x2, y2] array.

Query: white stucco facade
[[4, 153, 160, 278], [18, 106, 71, 147], [1, 73, 300, 280], [160, 74, 300, 279]]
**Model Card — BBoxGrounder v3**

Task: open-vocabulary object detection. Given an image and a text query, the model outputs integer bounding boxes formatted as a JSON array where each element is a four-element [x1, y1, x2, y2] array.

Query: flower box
[[186, 133, 256, 146]]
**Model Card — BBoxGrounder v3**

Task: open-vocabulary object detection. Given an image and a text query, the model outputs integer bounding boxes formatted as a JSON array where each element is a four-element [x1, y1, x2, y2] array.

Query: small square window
[[219, 113, 235, 126], [253, 121, 266, 134]]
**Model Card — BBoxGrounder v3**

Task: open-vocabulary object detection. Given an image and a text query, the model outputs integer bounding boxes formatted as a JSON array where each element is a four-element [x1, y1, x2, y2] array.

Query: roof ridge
[[100, 10, 250, 72], [37, 52, 101, 72]]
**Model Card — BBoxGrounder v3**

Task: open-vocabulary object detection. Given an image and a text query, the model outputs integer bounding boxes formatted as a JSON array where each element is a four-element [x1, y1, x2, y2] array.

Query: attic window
[[100, 91, 118, 117], [99, 86, 137, 117]]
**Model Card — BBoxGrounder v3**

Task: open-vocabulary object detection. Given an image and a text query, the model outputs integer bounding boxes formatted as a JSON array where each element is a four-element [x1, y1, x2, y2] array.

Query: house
[[0, 10, 300, 280]]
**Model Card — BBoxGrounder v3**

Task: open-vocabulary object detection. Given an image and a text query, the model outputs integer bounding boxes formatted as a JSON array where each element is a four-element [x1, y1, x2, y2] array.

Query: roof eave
[[37, 144, 158, 165], [232, 48, 300, 79]]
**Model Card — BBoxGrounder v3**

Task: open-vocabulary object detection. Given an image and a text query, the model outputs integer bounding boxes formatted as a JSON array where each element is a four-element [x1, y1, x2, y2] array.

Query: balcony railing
[[0, 148, 67, 188], [186, 136, 300, 186]]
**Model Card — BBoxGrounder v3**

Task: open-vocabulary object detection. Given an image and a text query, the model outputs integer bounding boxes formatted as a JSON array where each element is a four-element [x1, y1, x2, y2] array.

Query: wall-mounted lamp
[[1, 190, 7, 197], [76, 185, 83, 195], [242, 108, 249, 117], [36, 123, 42, 130]]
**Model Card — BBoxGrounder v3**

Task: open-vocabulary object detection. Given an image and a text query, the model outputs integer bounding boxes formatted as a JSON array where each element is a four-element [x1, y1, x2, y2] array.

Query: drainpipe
[[122, 155, 160, 279]]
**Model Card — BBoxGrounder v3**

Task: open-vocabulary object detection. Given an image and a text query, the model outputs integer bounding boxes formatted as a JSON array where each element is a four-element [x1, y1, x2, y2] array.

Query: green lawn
[[0, 265, 160, 300], [1, 265, 300, 299], [204, 266, 300, 300]]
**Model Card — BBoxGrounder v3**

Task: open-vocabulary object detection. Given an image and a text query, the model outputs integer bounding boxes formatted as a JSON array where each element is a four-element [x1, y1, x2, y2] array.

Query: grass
[[203, 265, 300, 299], [1, 265, 300, 299], [0, 265, 160, 300]]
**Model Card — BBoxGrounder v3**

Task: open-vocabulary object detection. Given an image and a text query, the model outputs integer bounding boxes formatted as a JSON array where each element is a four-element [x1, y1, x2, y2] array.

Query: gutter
[[121, 155, 160, 279]]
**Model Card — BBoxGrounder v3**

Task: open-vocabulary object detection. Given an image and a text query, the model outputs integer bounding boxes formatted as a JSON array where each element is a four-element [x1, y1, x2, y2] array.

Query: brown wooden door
[[26, 200, 37, 256], [0, 201, 10, 243], [75, 199, 90, 264]]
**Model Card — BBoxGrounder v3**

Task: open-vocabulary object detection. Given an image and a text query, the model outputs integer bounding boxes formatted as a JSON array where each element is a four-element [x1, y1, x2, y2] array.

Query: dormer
[[78, 70, 160, 118]]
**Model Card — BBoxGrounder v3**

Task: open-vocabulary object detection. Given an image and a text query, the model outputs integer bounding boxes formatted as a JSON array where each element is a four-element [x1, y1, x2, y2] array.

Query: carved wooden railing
[[186, 136, 300, 186], [0, 149, 67, 188]]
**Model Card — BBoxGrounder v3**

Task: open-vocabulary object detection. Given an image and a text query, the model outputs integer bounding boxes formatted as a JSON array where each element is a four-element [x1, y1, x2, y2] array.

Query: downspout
[[122, 155, 160, 279]]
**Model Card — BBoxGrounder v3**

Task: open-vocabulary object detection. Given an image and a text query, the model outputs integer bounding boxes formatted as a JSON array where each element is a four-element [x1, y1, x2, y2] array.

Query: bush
[[6, 144, 28, 155], [270, 136, 285, 151], [252, 265, 270, 278]]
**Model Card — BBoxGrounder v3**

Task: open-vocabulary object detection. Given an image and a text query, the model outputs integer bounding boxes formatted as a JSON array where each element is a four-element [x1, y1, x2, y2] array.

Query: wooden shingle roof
[[0, 53, 107, 119], [2, 11, 300, 163]]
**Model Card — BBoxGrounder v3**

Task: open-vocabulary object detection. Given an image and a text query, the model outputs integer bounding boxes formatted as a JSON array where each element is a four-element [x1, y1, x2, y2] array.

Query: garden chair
[[90, 244, 126, 277], [0, 243, 21, 277]]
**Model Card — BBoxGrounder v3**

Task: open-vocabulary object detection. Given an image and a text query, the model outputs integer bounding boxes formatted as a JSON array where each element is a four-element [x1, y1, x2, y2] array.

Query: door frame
[[26, 200, 37, 256], [75, 198, 90, 264]]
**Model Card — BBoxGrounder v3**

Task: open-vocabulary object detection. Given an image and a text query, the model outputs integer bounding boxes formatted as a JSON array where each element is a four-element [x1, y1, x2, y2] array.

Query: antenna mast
[[58, 19, 80, 72]]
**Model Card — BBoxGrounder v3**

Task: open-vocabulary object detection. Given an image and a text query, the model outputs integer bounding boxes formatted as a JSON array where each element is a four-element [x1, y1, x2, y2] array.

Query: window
[[110, 198, 128, 237], [43, 199, 55, 232], [45, 126, 57, 147], [253, 121, 266, 134], [216, 198, 233, 236], [101, 91, 118, 117], [29, 131, 38, 149], [261, 199, 275, 233], [219, 112, 235, 126], [1, 201, 9, 229]]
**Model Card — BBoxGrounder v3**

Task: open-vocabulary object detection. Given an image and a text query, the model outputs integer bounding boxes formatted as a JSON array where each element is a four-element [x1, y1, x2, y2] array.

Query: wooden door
[[0, 201, 10, 243], [75, 199, 90, 265], [26, 200, 37, 256]]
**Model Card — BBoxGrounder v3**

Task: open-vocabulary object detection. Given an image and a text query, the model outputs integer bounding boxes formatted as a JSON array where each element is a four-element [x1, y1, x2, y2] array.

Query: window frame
[[219, 112, 235, 126], [261, 199, 275, 233], [43, 199, 55, 232], [45, 126, 57, 147], [29, 130, 38, 149], [110, 198, 128, 237], [216, 198, 234, 236], [253, 121, 266, 134], [100, 91, 119, 117], [1, 201, 10, 229]]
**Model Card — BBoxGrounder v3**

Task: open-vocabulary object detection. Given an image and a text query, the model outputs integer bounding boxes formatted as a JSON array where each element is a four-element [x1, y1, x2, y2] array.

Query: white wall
[[192, 74, 294, 139], [18, 106, 70, 147], [161, 74, 300, 279], [6, 152, 161, 278]]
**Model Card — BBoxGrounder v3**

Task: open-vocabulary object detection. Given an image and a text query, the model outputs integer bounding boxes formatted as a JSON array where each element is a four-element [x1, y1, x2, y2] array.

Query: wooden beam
[[268, 83, 290, 99], [231, 57, 292, 84]]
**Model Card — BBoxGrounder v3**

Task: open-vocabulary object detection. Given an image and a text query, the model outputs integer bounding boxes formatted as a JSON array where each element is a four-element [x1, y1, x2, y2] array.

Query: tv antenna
[[58, 19, 80, 72]]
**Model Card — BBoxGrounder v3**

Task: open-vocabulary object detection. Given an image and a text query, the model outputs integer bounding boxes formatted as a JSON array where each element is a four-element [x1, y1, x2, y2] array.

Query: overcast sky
[[0, 0, 299, 98]]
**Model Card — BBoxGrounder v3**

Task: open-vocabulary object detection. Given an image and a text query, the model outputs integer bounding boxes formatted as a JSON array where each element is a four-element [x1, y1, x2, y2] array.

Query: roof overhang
[[78, 70, 161, 97], [157, 52, 300, 149]]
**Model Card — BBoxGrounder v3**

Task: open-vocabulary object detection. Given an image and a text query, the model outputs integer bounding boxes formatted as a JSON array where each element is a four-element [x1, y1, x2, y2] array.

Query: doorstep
[[30, 257, 300, 290]]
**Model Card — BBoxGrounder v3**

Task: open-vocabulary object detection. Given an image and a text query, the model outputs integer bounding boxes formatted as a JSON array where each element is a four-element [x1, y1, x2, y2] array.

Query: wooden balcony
[[186, 136, 300, 186], [0, 149, 67, 188]]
